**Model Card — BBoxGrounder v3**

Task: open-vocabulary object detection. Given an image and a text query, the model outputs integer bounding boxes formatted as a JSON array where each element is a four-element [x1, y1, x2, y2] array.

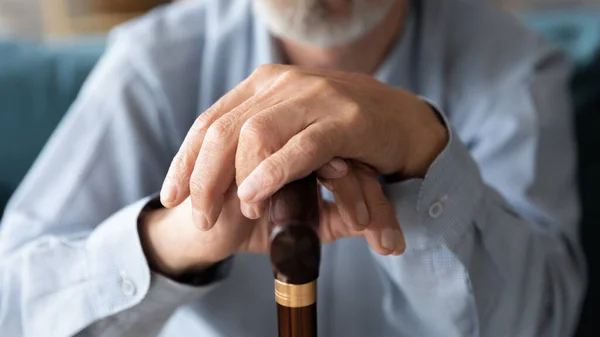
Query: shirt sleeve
[[0, 34, 223, 337], [370, 49, 586, 336]]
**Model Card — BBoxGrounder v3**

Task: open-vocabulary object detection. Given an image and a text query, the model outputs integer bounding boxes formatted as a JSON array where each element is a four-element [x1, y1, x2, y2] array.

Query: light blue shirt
[[0, 0, 585, 336]]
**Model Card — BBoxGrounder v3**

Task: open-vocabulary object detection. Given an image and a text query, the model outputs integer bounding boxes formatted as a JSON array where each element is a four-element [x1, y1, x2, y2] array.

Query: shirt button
[[121, 278, 136, 297], [428, 201, 444, 219]]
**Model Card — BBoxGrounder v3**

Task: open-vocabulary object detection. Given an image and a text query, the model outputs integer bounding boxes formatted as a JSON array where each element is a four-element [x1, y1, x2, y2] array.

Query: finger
[[320, 168, 370, 231], [354, 165, 406, 255], [316, 158, 349, 180], [317, 201, 363, 244], [235, 72, 355, 205], [314, 158, 349, 196], [188, 184, 259, 258], [237, 123, 339, 204], [189, 92, 281, 229], [235, 100, 316, 219], [160, 79, 254, 208], [189, 114, 237, 230], [240, 201, 266, 220]]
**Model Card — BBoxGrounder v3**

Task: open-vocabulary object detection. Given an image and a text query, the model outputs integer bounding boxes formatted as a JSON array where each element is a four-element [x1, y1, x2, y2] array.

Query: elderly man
[[0, 0, 585, 336]]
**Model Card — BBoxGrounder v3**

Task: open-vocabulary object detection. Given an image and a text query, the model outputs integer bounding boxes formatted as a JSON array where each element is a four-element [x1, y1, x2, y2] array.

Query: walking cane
[[269, 173, 321, 337]]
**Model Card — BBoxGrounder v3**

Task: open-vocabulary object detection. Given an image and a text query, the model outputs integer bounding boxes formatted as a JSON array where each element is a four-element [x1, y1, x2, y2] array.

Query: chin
[[253, 0, 398, 47]]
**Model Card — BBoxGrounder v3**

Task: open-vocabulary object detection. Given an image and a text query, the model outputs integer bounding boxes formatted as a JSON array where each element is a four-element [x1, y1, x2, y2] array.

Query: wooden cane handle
[[269, 173, 321, 337], [269, 173, 321, 285]]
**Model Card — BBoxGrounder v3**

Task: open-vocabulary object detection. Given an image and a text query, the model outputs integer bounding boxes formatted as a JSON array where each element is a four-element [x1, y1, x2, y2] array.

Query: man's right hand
[[140, 162, 405, 280]]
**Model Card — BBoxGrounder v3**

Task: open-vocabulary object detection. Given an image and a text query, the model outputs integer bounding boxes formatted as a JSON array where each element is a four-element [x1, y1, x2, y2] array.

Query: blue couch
[[0, 40, 104, 211], [0, 10, 599, 336]]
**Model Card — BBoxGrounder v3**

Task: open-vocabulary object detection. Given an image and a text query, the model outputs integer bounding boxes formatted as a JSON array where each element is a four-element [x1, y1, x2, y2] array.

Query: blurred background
[[0, 0, 599, 336], [0, 0, 170, 38]]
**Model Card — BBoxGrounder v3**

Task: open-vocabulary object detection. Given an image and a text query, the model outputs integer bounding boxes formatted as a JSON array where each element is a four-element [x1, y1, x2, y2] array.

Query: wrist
[[138, 204, 216, 279], [403, 99, 449, 179]]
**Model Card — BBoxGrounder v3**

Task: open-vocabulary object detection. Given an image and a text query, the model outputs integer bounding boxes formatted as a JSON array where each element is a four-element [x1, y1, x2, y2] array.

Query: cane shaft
[[277, 303, 317, 337]]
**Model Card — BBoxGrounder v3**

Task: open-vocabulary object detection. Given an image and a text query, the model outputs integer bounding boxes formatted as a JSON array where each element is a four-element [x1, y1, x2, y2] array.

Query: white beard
[[252, 0, 398, 47]]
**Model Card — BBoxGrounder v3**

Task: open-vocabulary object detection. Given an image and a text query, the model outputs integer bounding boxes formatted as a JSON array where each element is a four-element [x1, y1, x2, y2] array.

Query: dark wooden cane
[[269, 173, 321, 337]]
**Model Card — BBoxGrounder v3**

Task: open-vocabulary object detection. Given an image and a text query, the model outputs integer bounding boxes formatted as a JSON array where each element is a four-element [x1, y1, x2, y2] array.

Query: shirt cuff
[[85, 197, 225, 320], [382, 102, 484, 251]]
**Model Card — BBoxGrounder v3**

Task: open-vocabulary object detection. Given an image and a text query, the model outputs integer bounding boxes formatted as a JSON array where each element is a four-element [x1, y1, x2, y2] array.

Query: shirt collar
[[374, 1, 416, 87], [251, 11, 282, 69]]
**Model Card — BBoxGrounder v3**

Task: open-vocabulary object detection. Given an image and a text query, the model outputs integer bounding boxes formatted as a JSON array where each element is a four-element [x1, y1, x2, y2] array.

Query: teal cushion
[[0, 40, 104, 213], [519, 9, 600, 110], [518, 10, 600, 66], [519, 10, 600, 112]]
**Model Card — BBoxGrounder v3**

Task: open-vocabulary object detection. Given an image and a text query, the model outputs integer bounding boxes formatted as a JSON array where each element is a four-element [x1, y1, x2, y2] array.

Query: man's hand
[[160, 64, 447, 256], [141, 164, 404, 279]]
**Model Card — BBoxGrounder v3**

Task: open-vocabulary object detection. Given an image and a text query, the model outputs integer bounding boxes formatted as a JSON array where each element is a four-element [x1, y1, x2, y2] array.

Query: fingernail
[[241, 202, 259, 219], [356, 201, 369, 226], [328, 159, 348, 173], [193, 210, 209, 231], [381, 228, 397, 252], [160, 180, 177, 205], [394, 230, 406, 254], [238, 174, 260, 202], [206, 206, 221, 226]]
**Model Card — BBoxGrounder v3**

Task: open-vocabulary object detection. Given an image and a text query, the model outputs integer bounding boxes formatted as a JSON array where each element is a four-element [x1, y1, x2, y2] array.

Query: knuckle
[[280, 69, 302, 83], [239, 117, 276, 163], [191, 110, 213, 130], [262, 156, 286, 187], [253, 64, 281, 77], [202, 97, 226, 120], [180, 147, 198, 170], [170, 153, 187, 178], [205, 117, 235, 144], [344, 101, 364, 126], [189, 179, 204, 198], [169, 150, 196, 183], [189, 178, 214, 200], [293, 133, 321, 160], [191, 114, 210, 133], [312, 77, 333, 93], [340, 101, 368, 144], [241, 115, 270, 140], [253, 64, 269, 76]]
